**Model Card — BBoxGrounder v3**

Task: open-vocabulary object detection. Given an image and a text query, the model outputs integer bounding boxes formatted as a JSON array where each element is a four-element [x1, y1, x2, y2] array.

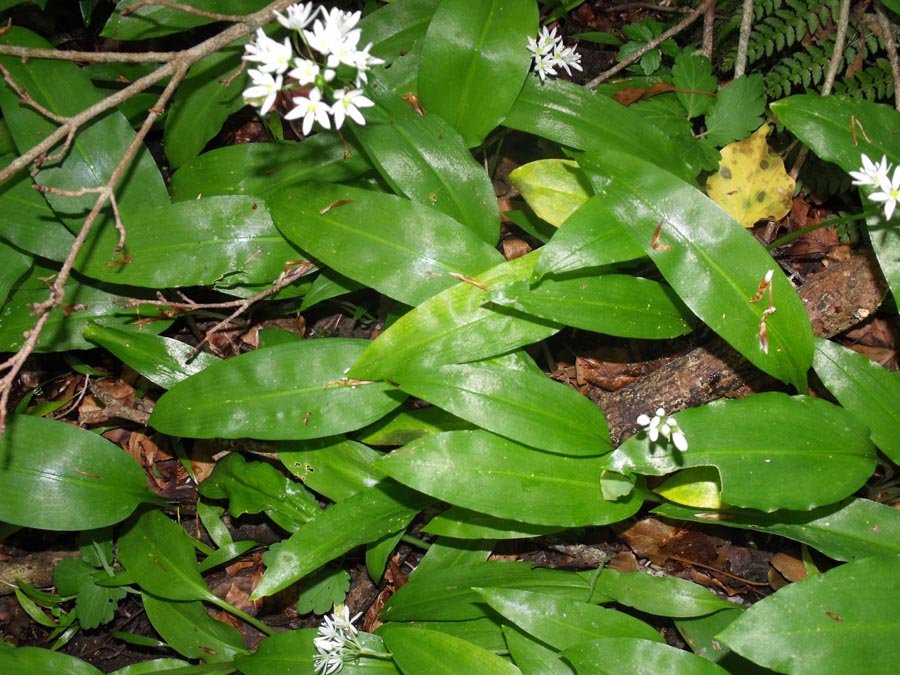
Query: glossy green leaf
[[504, 77, 693, 181], [278, 436, 383, 502], [381, 561, 596, 622], [359, 0, 439, 65], [533, 195, 646, 279], [149, 339, 406, 440], [83, 323, 219, 390], [401, 618, 508, 653], [380, 430, 642, 527], [771, 95, 900, 302], [671, 51, 717, 119], [580, 150, 813, 391], [356, 406, 474, 446], [0, 647, 102, 674], [411, 537, 493, 579], [0, 415, 157, 530], [491, 274, 693, 339], [417, 0, 537, 146], [267, 182, 502, 306], [703, 75, 766, 147], [380, 624, 521, 675], [350, 251, 560, 381], [392, 361, 610, 455], [171, 136, 370, 201], [252, 483, 431, 598], [813, 337, 900, 464], [108, 658, 191, 675], [101, 0, 268, 40], [593, 569, 733, 618], [423, 507, 562, 539], [653, 498, 900, 562], [719, 554, 900, 675], [478, 587, 662, 650], [613, 393, 875, 511], [141, 593, 248, 662], [0, 241, 31, 308], [199, 453, 319, 532], [503, 625, 574, 675], [351, 76, 500, 244], [563, 638, 730, 675], [509, 159, 592, 227], [118, 510, 216, 603]]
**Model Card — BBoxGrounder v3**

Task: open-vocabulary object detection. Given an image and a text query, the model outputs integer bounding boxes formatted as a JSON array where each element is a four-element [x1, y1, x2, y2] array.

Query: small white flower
[[275, 2, 317, 31], [243, 28, 293, 74], [555, 46, 583, 75], [305, 16, 357, 58], [532, 54, 558, 81], [319, 7, 362, 39], [288, 57, 320, 85], [326, 32, 364, 70], [527, 26, 580, 81], [242, 69, 282, 114], [312, 605, 362, 675], [331, 88, 374, 129], [349, 43, 384, 85], [850, 153, 891, 188], [527, 26, 562, 58], [637, 407, 688, 451], [284, 87, 332, 135], [869, 164, 900, 220]]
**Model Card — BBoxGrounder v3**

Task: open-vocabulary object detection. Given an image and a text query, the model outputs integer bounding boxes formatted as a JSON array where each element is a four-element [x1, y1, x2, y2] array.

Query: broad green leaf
[[0, 263, 170, 352], [510, 159, 592, 227], [423, 507, 562, 540], [0, 241, 31, 308], [101, 0, 268, 40], [149, 339, 405, 440], [533, 195, 646, 279], [0, 647, 102, 674], [279, 436, 383, 502], [580, 150, 813, 391], [75, 195, 300, 293], [813, 337, 900, 464], [477, 588, 662, 650], [504, 77, 694, 182], [141, 593, 248, 662], [611, 393, 875, 512], [672, 51, 717, 119], [252, 482, 431, 598], [380, 430, 642, 527], [380, 625, 521, 675], [400, 618, 508, 653], [349, 251, 560, 381], [703, 75, 766, 147], [0, 415, 157, 530], [171, 136, 370, 201], [109, 658, 192, 674], [351, 76, 500, 244], [267, 182, 502, 307], [719, 555, 900, 675], [359, 0, 439, 65], [381, 561, 596, 622], [199, 453, 319, 532], [118, 510, 217, 603], [503, 626, 574, 675], [771, 95, 900, 301], [299, 268, 363, 311], [410, 537, 493, 579], [83, 323, 219, 390], [417, 0, 537, 147], [563, 638, 730, 675], [356, 406, 474, 446], [593, 568, 733, 618], [491, 274, 693, 339], [654, 498, 900, 562], [392, 361, 610, 455]]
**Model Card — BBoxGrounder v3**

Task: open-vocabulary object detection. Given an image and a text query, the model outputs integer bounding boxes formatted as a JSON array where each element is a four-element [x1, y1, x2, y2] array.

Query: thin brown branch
[[701, 0, 716, 61], [122, 0, 245, 23], [0, 62, 69, 123], [0, 45, 177, 62], [733, 0, 754, 78], [875, 1, 900, 110]]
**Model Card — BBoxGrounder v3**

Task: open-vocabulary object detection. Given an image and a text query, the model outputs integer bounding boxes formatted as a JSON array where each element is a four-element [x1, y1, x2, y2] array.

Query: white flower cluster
[[242, 3, 383, 135], [314, 604, 363, 675], [637, 407, 688, 451], [850, 153, 900, 220], [526, 26, 582, 82]]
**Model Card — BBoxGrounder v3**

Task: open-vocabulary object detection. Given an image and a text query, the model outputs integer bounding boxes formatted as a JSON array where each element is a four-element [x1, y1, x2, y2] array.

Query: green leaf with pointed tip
[[392, 361, 610, 455], [580, 150, 813, 391], [350, 251, 560, 381], [0, 647, 102, 674], [812, 337, 900, 464], [359, 0, 439, 65], [149, 339, 405, 440], [0, 415, 158, 531], [564, 638, 730, 675], [83, 323, 219, 390], [108, 658, 192, 674], [611, 393, 876, 512], [267, 182, 502, 307], [503, 626, 574, 675], [278, 436, 383, 502], [423, 507, 563, 540], [509, 159, 592, 227], [593, 568, 733, 618], [141, 593, 248, 662], [491, 274, 693, 339], [477, 587, 662, 651], [417, 0, 537, 147], [252, 483, 431, 599], [718, 555, 900, 675], [380, 430, 642, 527], [380, 624, 521, 675], [351, 76, 500, 244], [356, 406, 474, 447]]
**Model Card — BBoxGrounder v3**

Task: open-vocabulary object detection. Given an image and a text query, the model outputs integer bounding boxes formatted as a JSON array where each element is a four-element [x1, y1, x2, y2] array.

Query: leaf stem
[[765, 209, 874, 251], [209, 596, 275, 636]]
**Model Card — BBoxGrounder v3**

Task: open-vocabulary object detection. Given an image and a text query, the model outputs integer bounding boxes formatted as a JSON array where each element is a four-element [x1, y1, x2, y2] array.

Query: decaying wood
[[597, 251, 889, 444]]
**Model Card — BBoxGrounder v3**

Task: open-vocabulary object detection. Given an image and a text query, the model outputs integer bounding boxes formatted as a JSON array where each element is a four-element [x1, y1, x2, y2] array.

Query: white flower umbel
[[850, 153, 891, 188], [284, 87, 332, 135], [869, 164, 900, 220], [242, 69, 282, 115], [313, 604, 363, 675], [275, 2, 317, 31], [526, 25, 580, 81], [637, 407, 688, 451], [243, 28, 293, 74], [332, 88, 374, 129], [288, 57, 321, 86]]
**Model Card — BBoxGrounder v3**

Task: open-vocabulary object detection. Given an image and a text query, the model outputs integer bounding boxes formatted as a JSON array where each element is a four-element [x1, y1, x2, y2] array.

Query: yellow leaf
[[509, 159, 591, 227], [654, 466, 722, 509], [706, 123, 795, 228]]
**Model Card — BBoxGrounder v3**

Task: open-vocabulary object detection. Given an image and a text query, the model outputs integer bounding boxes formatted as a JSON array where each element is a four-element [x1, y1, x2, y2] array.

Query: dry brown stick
[[122, 0, 246, 23], [733, 0, 754, 78], [875, 1, 900, 110], [597, 251, 889, 444], [0, 45, 177, 62]]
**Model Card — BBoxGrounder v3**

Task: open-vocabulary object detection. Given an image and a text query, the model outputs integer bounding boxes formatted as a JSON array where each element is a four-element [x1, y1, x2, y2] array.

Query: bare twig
[[701, 0, 716, 61], [122, 0, 246, 23], [733, 0, 754, 78], [875, 1, 900, 110], [588, 0, 715, 87], [0, 63, 68, 123], [0, 45, 177, 62]]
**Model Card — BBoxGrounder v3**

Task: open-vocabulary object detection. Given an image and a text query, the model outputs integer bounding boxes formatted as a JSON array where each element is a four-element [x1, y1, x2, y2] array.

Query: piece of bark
[[597, 251, 888, 444]]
